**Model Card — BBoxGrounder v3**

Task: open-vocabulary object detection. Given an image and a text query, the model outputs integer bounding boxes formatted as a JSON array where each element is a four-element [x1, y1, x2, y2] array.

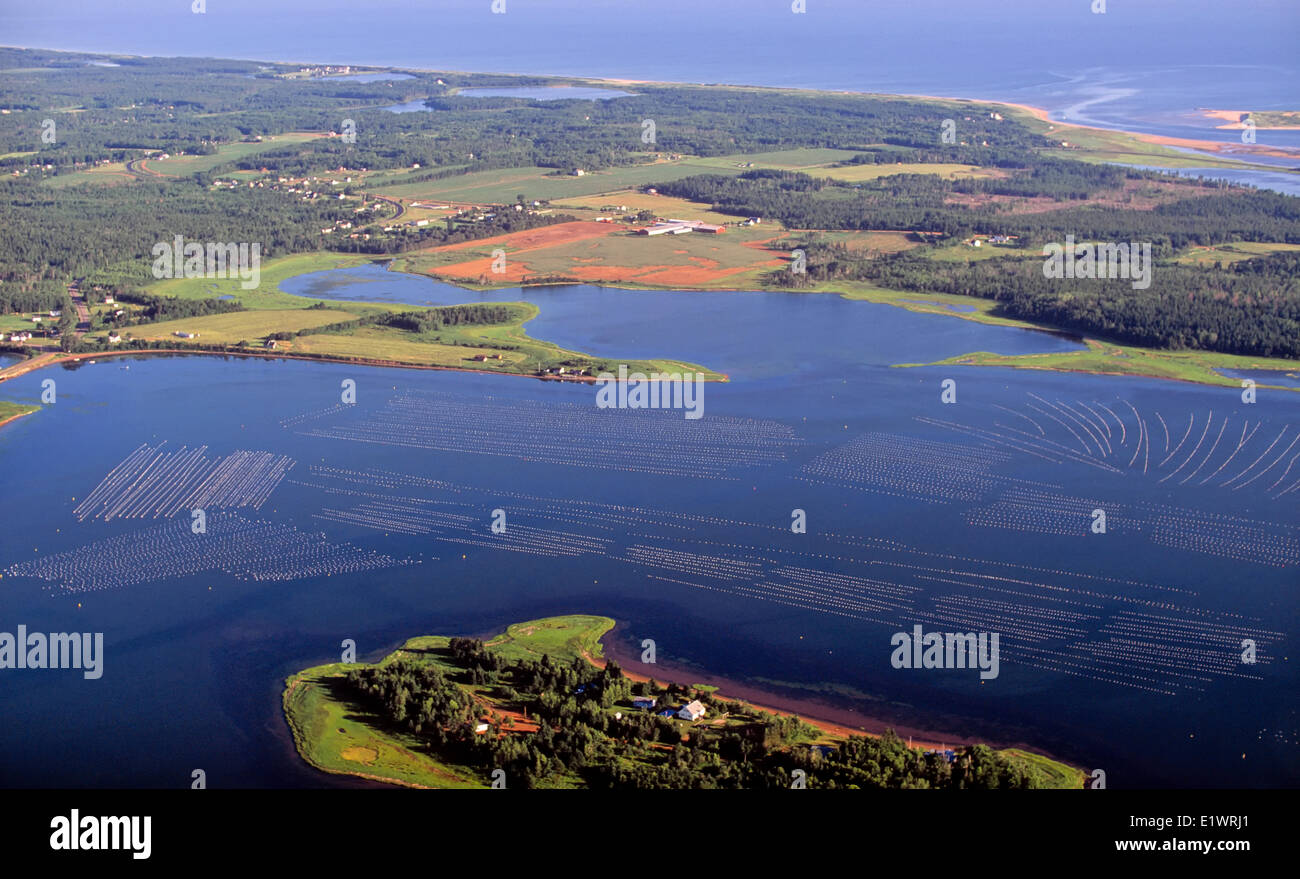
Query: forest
[[769, 241, 1300, 357]]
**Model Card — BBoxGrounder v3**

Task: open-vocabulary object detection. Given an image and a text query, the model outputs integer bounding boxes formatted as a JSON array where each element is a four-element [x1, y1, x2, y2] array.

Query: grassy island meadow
[[282, 614, 1086, 790], [0, 400, 39, 428]]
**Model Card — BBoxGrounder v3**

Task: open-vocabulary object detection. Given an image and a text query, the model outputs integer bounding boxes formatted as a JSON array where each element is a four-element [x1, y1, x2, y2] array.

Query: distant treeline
[[770, 242, 1300, 358]]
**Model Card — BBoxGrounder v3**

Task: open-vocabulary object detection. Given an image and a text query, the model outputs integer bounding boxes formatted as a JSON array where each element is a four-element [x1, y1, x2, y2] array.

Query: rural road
[[371, 195, 405, 221]]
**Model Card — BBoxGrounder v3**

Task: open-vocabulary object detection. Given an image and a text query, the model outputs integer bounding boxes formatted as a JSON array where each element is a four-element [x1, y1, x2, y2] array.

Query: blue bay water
[[1, 276, 1296, 789]]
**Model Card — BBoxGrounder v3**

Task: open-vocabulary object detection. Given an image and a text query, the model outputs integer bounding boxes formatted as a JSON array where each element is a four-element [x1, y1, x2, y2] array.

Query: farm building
[[632, 696, 657, 710], [636, 219, 725, 236], [636, 222, 691, 236]]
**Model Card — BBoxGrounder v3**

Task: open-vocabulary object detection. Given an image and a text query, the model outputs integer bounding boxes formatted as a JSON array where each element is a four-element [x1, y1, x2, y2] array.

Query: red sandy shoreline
[[0, 409, 37, 430], [595, 626, 1066, 762]]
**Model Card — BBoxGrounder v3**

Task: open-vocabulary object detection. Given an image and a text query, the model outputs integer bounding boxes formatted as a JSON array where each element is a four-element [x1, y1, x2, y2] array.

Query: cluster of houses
[[293, 65, 354, 78], [631, 695, 709, 722], [964, 233, 1019, 248]]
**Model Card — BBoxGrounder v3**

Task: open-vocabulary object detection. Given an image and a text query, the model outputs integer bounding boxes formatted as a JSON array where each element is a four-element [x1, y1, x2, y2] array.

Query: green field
[[371, 161, 742, 204], [922, 241, 1037, 262], [146, 250, 377, 309], [812, 162, 996, 183], [128, 308, 359, 345], [138, 132, 323, 176], [295, 306, 724, 378], [282, 615, 614, 789], [911, 338, 1300, 390], [1002, 749, 1087, 789], [686, 147, 863, 170], [43, 161, 140, 188], [551, 188, 740, 225], [1171, 241, 1300, 266]]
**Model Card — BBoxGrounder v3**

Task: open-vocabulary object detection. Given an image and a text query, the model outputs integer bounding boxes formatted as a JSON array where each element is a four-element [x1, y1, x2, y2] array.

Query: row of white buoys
[[281, 462, 1284, 697], [290, 390, 799, 480], [278, 401, 353, 429], [73, 443, 294, 522], [8, 512, 413, 593], [304, 476, 617, 558], [798, 431, 1032, 503], [935, 396, 1296, 501]]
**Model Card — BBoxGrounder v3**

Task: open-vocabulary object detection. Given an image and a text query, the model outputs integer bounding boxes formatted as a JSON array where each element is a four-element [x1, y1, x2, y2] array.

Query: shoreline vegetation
[[283, 614, 1086, 789], [2, 53, 1297, 398], [0, 399, 39, 429]]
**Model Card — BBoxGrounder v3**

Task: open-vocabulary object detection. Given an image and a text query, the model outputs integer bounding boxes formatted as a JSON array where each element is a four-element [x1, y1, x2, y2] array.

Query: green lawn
[[282, 615, 614, 789], [139, 132, 323, 176], [372, 161, 741, 204]]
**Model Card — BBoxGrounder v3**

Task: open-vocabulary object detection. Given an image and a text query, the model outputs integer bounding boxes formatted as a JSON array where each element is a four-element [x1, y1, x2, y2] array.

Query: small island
[[0, 400, 39, 429], [283, 614, 1084, 789]]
